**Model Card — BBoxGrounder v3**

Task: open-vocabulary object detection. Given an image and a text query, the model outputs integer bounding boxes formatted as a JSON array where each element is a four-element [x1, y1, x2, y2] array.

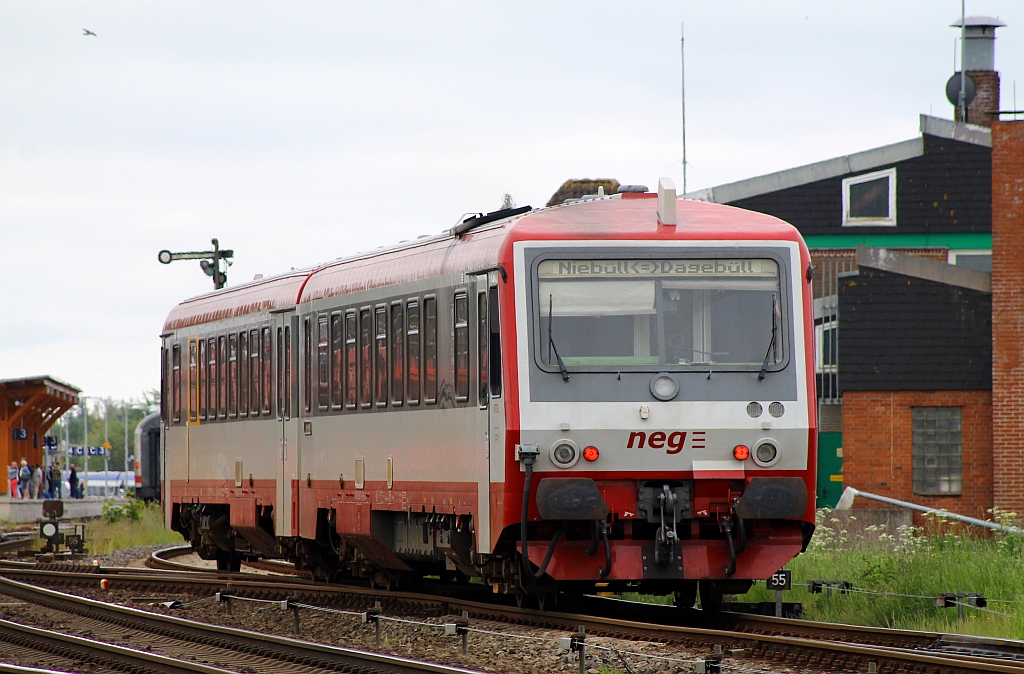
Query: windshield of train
[[536, 258, 784, 370]]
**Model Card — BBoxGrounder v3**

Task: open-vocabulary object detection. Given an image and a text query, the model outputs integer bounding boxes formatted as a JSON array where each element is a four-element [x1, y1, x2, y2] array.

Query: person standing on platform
[[8, 462, 18, 497], [49, 462, 62, 499], [28, 464, 41, 499], [18, 460, 30, 499], [69, 465, 80, 499]]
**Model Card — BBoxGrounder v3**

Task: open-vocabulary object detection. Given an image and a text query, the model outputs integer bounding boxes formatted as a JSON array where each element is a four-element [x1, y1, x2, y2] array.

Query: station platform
[[0, 497, 118, 524]]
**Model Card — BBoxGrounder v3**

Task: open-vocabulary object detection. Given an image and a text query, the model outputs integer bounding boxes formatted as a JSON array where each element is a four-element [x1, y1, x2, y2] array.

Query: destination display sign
[[538, 258, 778, 279]]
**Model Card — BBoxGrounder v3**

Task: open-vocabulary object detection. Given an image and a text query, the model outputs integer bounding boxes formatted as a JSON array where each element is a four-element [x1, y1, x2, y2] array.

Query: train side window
[[330, 312, 343, 410], [208, 337, 218, 421], [375, 305, 388, 407], [454, 292, 469, 402], [249, 329, 260, 417], [198, 339, 207, 421], [172, 343, 181, 424], [188, 339, 198, 422], [390, 301, 404, 406], [489, 285, 502, 398], [345, 311, 357, 409], [161, 346, 168, 427], [406, 300, 420, 406], [239, 331, 249, 418], [261, 327, 272, 415], [359, 308, 372, 408], [303, 317, 312, 414], [285, 324, 293, 419], [477, 292, 488, 407], [218, 335, 228, 419], [424, 296, 437, 404], [318, 314, 330, 411], [228, 332, 238, 418], [277, 327, 284, 418]]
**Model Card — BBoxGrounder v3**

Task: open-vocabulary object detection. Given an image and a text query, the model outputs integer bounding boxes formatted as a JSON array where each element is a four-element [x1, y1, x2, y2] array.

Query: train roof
[[163, 195, 802, 332]]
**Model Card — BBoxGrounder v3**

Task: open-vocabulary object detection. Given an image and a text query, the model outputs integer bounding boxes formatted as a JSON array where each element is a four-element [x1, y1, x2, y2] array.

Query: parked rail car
[[161, 183, 817, 608], [134, 411, 162, 502]]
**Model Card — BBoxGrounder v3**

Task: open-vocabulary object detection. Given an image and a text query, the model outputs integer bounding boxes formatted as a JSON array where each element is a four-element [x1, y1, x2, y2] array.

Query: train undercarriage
[[170, 476, 813, 610]]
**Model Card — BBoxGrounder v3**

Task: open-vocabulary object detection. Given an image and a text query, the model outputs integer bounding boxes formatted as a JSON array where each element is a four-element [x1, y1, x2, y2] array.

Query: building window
[[948, 250, 992, 272], [842, 167, 896, 227], [912, 406, 962, 496]]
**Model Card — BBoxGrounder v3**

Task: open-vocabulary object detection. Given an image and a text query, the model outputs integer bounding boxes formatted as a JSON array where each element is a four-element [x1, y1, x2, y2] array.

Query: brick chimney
[[950, 16, 1005, 127], [990, 120, 1024, 514]]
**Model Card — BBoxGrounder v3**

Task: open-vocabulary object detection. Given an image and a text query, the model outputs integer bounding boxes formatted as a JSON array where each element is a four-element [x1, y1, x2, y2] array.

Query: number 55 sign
[[767, 569, 792, 591]]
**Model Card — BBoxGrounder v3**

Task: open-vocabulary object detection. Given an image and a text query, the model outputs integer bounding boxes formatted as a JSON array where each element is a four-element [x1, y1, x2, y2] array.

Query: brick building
[[686, 16, 1024, 518]]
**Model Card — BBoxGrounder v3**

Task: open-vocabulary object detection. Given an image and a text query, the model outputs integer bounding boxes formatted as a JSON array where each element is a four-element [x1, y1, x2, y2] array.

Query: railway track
[[1, 548, 1023, 673], [0, 573, 481, 674]]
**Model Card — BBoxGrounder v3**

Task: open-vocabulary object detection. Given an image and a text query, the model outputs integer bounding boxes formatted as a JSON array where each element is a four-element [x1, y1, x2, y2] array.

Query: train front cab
[[505, 237, 817, 606]]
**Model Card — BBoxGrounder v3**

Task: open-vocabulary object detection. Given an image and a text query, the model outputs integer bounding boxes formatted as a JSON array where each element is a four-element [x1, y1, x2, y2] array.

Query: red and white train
[[161, 180, 816, 609]]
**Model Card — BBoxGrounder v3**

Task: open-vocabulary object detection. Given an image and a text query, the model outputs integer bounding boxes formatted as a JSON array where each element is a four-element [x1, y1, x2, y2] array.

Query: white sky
[[1, 1, 1021, 401]]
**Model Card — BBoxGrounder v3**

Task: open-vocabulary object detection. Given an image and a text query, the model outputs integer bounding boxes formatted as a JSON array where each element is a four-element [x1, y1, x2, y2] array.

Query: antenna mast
[[959, 0, 967, 122], [680, 22, 687, 194]]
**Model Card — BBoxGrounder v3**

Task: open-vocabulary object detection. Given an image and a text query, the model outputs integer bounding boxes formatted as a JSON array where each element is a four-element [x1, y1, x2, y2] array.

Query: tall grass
[[86, 501, 181, 555], [741, 509, 1024, 638]]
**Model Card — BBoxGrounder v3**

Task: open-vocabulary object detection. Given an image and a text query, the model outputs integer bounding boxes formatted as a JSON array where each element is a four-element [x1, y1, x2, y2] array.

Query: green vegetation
[[740, 509, 1024, 638], [626, 509, 1024, 639], [58, 392, 158, 473], [86, 501, 180, 555]]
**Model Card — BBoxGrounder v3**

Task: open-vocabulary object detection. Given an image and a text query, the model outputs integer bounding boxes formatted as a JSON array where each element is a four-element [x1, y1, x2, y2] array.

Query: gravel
[[92, 544, 180, 567]]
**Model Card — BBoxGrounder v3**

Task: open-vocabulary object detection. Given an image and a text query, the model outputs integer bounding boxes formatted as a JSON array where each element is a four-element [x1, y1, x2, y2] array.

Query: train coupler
[[653, 484, 679, 566]]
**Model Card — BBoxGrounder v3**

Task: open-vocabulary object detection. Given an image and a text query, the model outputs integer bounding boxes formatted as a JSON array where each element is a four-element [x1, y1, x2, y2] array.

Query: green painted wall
[[817, 432, 844, 508], [804, 233, 991, 250]]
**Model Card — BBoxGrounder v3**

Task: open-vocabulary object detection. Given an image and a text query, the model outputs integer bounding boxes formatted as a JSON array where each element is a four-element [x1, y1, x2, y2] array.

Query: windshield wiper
[[548, 294, 569, 381], [758, 292, 778, 381]]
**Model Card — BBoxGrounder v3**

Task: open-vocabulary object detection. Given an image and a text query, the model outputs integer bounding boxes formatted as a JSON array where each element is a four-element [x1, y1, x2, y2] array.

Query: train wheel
[[698, 580, 723, 613], [674, 581, 698, 610]]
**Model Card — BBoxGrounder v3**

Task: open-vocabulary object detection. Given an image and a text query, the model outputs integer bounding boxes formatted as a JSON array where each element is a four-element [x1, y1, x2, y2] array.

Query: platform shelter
[[1, 376, 80, 495]]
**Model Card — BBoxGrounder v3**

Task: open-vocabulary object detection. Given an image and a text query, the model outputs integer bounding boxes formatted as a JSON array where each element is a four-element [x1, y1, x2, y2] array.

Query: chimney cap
[[950, 15, 1006, 29]]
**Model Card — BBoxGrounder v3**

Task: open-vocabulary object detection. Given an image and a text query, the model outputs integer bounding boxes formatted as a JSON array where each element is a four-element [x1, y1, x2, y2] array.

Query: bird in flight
[[83, 29, 97, 36]]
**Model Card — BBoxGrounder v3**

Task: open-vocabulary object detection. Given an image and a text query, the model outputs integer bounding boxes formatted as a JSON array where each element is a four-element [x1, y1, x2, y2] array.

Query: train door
[[475, 273, 504, 552], [274, 311, 299, 538]]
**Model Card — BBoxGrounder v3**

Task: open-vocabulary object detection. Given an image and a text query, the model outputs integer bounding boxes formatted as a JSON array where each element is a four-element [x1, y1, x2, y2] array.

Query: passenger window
[[330, 313, 343, 410], [249, 329, 260, 417], [198, 339, 207, 421], [359, 308, 372, 408], [188, 339, 198, 422], [228, 333, 238, 418], [407, 300, 420, 406], [489, 285, 502, 398], [277, 327, 284, 418], [218, 335, 228, 419], [172, 344, 181, 423], [285, 324, 292, 419], [262, 327, 272, 415], [390, 302, 404, 406], [375, 305, 388, 407], [303, 318, 312, 414], [318, 314, 330, 411], [424, 297, 437, 404], [345, 312, 357, 409], [239, 331, 249, 417], [208, 337, 218, 421], [454, 293, 469, 401], [478, 292, 489, 407]]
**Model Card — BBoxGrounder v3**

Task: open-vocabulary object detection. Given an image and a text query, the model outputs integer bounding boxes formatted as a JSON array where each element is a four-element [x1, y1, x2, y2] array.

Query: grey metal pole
[[680, 22, 687, 194], [123, 401, 129, 494], [836, 487, 1024, 534], [775, 589, 783, 618], [959, 0, 967, 122], [82, 399, 88, 498], [104, 399, 110, 497]]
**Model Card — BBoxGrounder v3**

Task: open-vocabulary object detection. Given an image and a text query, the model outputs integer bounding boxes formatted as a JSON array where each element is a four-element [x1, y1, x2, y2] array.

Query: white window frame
[[842, 167, 896, 227], [947, 249, 992, 269]]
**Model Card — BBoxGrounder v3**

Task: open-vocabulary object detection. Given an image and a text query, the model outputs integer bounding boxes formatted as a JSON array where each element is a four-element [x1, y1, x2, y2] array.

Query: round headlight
[[650, 373, 679, 401], [550, 439, 580, 468], [754, 442, 779, 466]]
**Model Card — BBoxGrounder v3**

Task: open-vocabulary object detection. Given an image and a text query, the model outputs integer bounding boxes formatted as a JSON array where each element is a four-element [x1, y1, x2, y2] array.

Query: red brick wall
[[954, 70, 1000, 127], [991, 121, 1024, 513], [842, 390, 992, 521]]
